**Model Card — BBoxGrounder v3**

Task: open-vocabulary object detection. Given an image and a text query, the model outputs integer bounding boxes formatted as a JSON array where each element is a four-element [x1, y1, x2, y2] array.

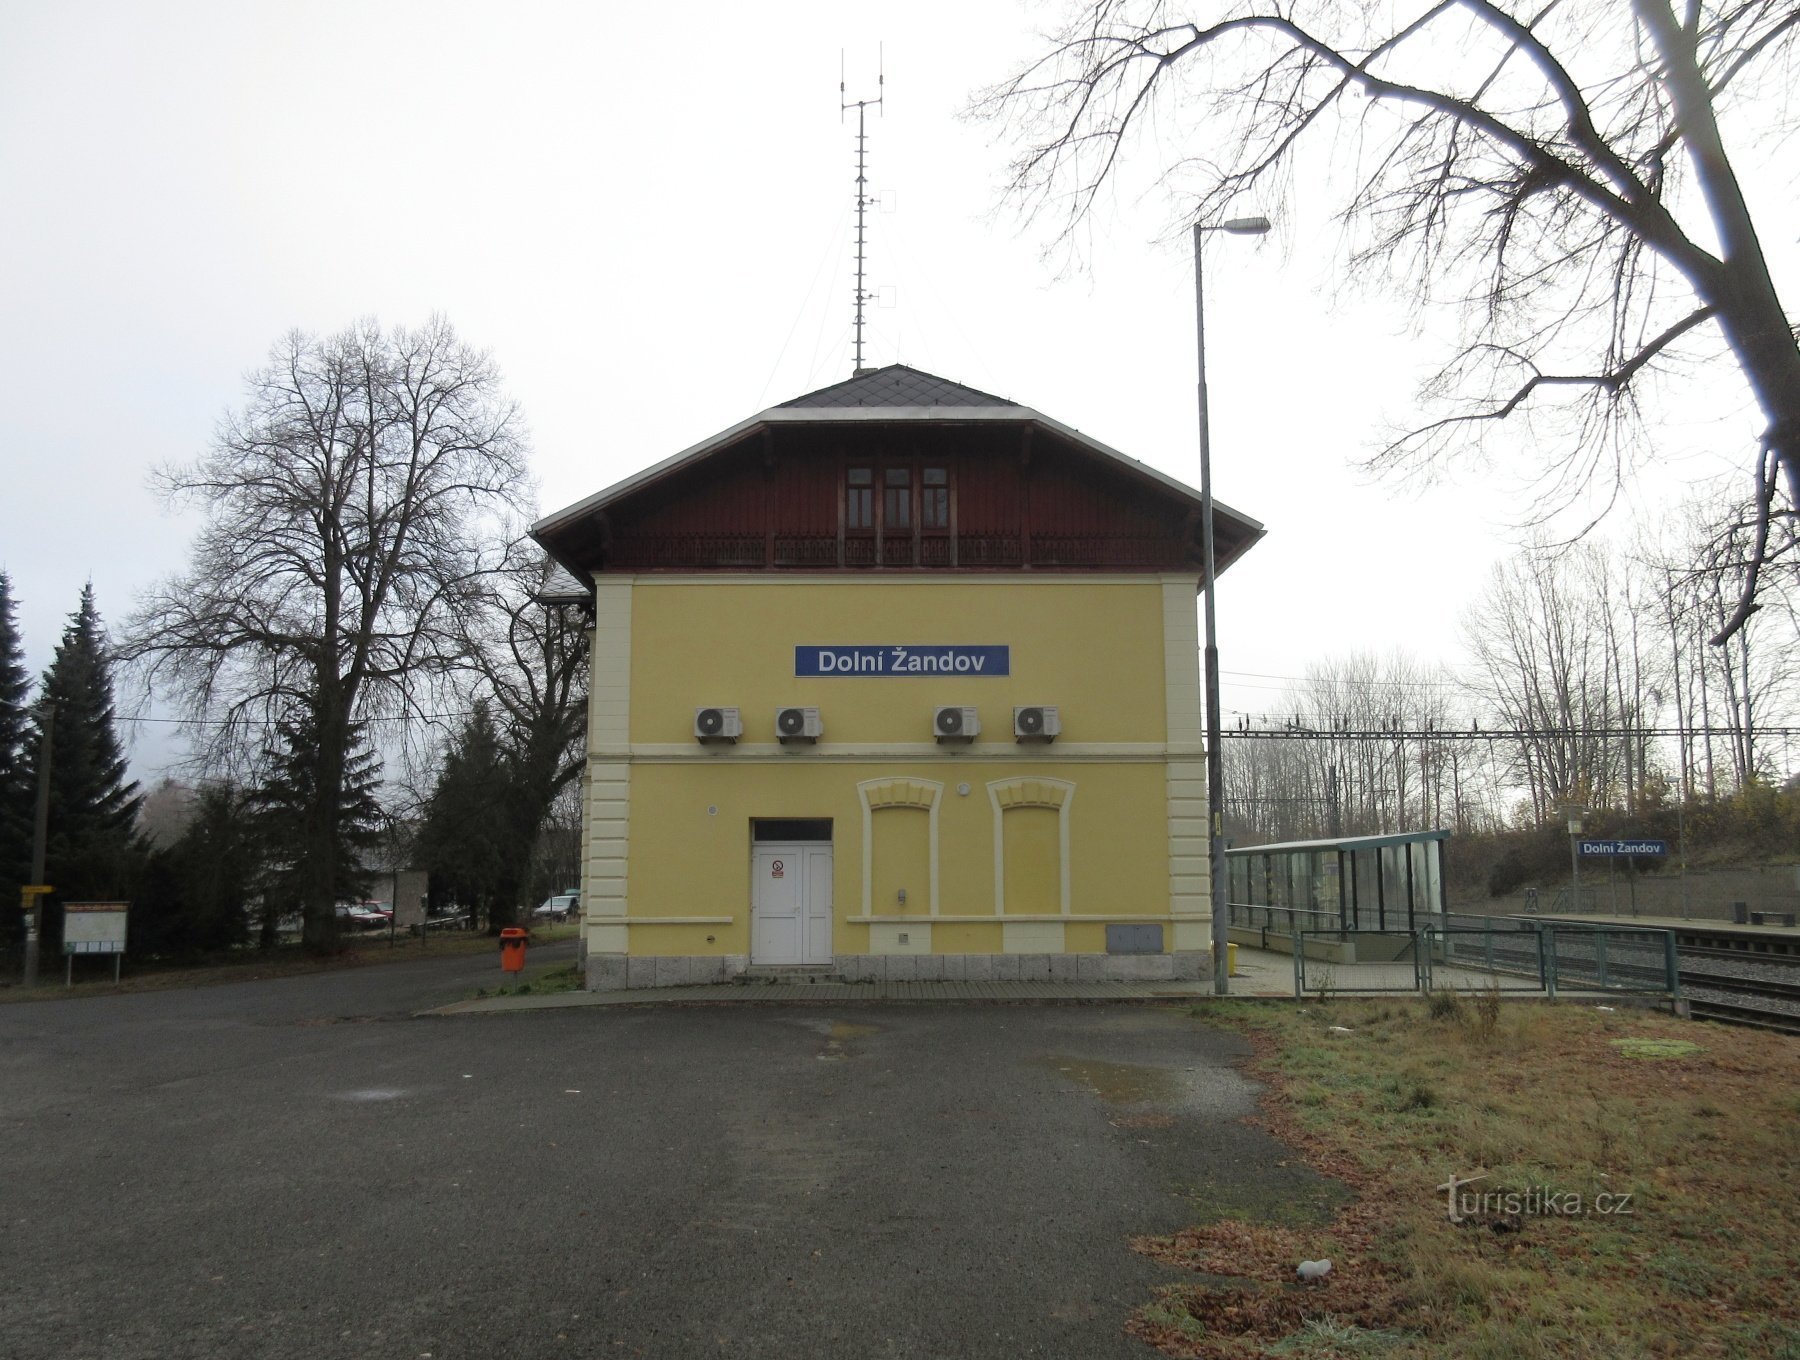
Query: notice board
[[62, 902, 129, 955]]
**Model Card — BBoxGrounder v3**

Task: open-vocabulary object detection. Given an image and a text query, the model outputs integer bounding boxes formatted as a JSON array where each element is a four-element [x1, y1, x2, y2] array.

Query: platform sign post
[[61, 902, 129, 986]]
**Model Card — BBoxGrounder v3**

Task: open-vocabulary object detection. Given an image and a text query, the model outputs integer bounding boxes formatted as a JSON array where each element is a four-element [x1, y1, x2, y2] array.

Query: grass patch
[[1610, 1037, 1704, 1060], [479, 961, 585, 1000], [1131, 999, 1798, 1358], [0, 921, 581, 1004]]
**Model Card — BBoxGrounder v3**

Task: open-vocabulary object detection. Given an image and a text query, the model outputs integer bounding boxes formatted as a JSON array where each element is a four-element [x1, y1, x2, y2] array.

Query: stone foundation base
[[585, 951, 1210, 991]]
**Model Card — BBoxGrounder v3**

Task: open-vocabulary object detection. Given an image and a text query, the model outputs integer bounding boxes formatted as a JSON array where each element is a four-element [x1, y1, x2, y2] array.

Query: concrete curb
[[418, 979, 1215, 1017]]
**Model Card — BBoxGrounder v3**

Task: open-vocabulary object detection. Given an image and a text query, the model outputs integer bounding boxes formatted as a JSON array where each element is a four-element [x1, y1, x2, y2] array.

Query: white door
[[801, 845, 833, 965], [753, 843, 833, 965]]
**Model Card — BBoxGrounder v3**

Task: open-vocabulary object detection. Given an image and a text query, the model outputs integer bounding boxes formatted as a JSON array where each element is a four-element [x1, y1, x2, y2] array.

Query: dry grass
[[1129, 999, 1800, 1359]]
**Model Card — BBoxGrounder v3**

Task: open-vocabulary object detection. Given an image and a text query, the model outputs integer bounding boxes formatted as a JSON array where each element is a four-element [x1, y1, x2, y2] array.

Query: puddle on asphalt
[[794, 1016, 882, 1061], [332, 1088, 408, 1102], [1041, 1055, 1181, 1104]]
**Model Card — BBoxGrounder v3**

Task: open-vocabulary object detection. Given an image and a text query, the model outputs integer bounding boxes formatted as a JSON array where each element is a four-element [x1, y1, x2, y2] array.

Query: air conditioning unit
[[775, 706, 822, 743], [1013, 705, 1061, 742], [933, 706, 980, 743], [693, 706, 742, 743]]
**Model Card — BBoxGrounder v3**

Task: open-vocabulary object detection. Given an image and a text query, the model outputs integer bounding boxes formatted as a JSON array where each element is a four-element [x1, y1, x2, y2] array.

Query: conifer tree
[[26, 585, 142, 934], [0, 573, 33, 946], [415, 704, 516, 930], [133, 783, 257, 955], [251, 698, 382, 947]]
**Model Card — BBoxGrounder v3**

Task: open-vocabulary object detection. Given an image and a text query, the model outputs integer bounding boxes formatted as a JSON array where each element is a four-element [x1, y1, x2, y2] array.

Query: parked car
[[335, 902, 388, 930], [534, 892, 580, 922]]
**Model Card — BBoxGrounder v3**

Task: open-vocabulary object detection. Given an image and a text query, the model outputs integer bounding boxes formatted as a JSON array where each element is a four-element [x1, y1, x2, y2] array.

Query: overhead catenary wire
[[1222, 723, 1800, 741]]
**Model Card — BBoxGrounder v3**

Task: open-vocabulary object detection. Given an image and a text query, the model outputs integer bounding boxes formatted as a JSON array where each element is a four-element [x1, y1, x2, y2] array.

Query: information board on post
[[63, 902, 129, 953], [61, 902, 130, 987]]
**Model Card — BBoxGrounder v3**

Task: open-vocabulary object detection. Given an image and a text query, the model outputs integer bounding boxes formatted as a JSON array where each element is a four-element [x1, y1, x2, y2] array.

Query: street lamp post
[[1195, 215, 1270, 997]]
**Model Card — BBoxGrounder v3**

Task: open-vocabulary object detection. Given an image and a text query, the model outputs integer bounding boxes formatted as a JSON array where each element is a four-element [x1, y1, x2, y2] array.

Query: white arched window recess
[[986, 777, 1075, 916], [857, 777, 943, 917]]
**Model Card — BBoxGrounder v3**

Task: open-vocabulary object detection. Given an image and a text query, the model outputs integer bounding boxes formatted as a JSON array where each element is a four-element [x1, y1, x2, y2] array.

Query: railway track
[[1436, 937, 1800, 1034], [1685, 996, 1800, 1035], [1678, 949, 1800, 1034]]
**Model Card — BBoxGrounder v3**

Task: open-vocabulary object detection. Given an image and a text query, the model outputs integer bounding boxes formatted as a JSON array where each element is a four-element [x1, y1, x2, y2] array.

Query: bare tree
[[1643, 486, 1799, 791], [1462, 541, 1642, 818], [1223, 650, 1484, 843], [122, 318, 531, 949], [449, 548, 589, 928], [976, 1, 1799, 636]]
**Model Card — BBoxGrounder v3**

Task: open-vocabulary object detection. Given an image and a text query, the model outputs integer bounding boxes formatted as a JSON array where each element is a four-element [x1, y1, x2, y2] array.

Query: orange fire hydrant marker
[[499, 926, 528, 974]]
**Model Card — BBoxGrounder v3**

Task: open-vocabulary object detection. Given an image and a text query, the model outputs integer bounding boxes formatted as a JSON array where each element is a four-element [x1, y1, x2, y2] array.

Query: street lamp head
[[1217, 215, 1272, 235]]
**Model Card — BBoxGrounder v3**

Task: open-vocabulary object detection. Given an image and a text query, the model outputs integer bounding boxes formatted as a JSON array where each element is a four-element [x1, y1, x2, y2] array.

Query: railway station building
[[530, 364, 1264, 989]]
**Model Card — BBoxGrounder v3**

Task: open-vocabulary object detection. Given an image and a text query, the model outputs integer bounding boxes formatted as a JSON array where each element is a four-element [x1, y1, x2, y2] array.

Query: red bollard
[[499, 926, 528, 974]]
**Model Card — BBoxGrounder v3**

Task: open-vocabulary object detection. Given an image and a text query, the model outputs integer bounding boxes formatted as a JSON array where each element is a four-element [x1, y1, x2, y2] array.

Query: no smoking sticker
[[771, 860, 785, 878]]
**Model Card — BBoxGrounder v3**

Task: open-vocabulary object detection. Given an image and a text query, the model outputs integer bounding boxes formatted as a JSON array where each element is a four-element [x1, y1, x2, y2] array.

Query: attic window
[[884, 467, 912, 529], [922, 467, 948, 530], [847, 467, 873, 529]]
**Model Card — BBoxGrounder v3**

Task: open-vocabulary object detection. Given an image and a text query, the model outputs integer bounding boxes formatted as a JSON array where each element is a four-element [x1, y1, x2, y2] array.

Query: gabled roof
[[778, 366, 1014, 409], [532, 362, 1266, 578]]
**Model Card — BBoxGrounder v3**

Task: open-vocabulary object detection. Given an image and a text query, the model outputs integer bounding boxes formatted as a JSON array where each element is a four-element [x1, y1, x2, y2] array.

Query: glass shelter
[[1225, 830, 1449, 935]]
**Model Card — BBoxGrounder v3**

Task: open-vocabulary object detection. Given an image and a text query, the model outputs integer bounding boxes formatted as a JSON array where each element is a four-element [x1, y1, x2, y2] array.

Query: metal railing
[[1288, 919, 1681, 1001], [1227, 902, 1343, 946]]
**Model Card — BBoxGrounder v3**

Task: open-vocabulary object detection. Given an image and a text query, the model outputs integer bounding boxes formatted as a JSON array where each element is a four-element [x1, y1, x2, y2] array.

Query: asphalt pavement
[[0, 946, 1342, 1359]]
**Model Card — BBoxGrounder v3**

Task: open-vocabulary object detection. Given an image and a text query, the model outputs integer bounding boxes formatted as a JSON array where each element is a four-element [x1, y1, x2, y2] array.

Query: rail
[[1226, 901, 1343, 944]]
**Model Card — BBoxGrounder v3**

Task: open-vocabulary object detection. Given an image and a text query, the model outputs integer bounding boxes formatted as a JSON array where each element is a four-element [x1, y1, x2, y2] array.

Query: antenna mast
[[840, 49, 883, 376]]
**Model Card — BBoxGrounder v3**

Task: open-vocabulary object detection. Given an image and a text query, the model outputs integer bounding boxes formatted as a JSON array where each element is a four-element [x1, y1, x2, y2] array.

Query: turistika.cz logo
[[1437, 1173, 1635, 1223]]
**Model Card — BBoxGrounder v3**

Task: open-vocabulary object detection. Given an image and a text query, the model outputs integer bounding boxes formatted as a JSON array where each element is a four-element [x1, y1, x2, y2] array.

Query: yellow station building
[[532, 365, 1263, 989]]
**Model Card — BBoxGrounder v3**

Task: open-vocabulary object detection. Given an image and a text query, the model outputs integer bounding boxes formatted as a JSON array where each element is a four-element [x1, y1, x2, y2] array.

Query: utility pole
[[23, 704, 54, 988]]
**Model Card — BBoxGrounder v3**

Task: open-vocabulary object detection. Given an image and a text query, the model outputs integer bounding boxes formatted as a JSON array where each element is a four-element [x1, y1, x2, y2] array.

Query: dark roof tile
[[778, 363, 1015, 410]]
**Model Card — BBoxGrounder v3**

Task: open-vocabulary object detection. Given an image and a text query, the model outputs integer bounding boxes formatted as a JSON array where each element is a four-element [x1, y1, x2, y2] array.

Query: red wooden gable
[[533, 365, 1263, 578]]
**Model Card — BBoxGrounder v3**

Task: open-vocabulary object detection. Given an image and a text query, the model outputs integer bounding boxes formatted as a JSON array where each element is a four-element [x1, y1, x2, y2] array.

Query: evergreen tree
[[416, 704, 517, 930], [252, 697, 382, 949], [0, 573, 33, 947], [26, 586, 141, 942], [132, 783, 256, 956]]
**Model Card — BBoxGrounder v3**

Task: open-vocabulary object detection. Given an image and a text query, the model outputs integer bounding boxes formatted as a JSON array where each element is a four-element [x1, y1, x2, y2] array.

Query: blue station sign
[[796, 644, 1011, 678], [1580, 839, 1669, 857]]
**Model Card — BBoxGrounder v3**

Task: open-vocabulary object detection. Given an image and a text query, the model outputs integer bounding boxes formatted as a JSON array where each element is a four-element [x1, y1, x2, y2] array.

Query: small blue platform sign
[[1580, 839, 1669, 857], [795, 644, 1010, 677]]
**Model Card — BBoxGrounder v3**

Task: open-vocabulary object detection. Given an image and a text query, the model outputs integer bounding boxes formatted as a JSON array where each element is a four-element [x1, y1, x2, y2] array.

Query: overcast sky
[[2, 0, 1789, 782]]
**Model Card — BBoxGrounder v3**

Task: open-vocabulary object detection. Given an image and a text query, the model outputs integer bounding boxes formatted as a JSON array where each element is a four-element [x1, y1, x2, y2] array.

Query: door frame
[[751, 838, 833, 966]]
